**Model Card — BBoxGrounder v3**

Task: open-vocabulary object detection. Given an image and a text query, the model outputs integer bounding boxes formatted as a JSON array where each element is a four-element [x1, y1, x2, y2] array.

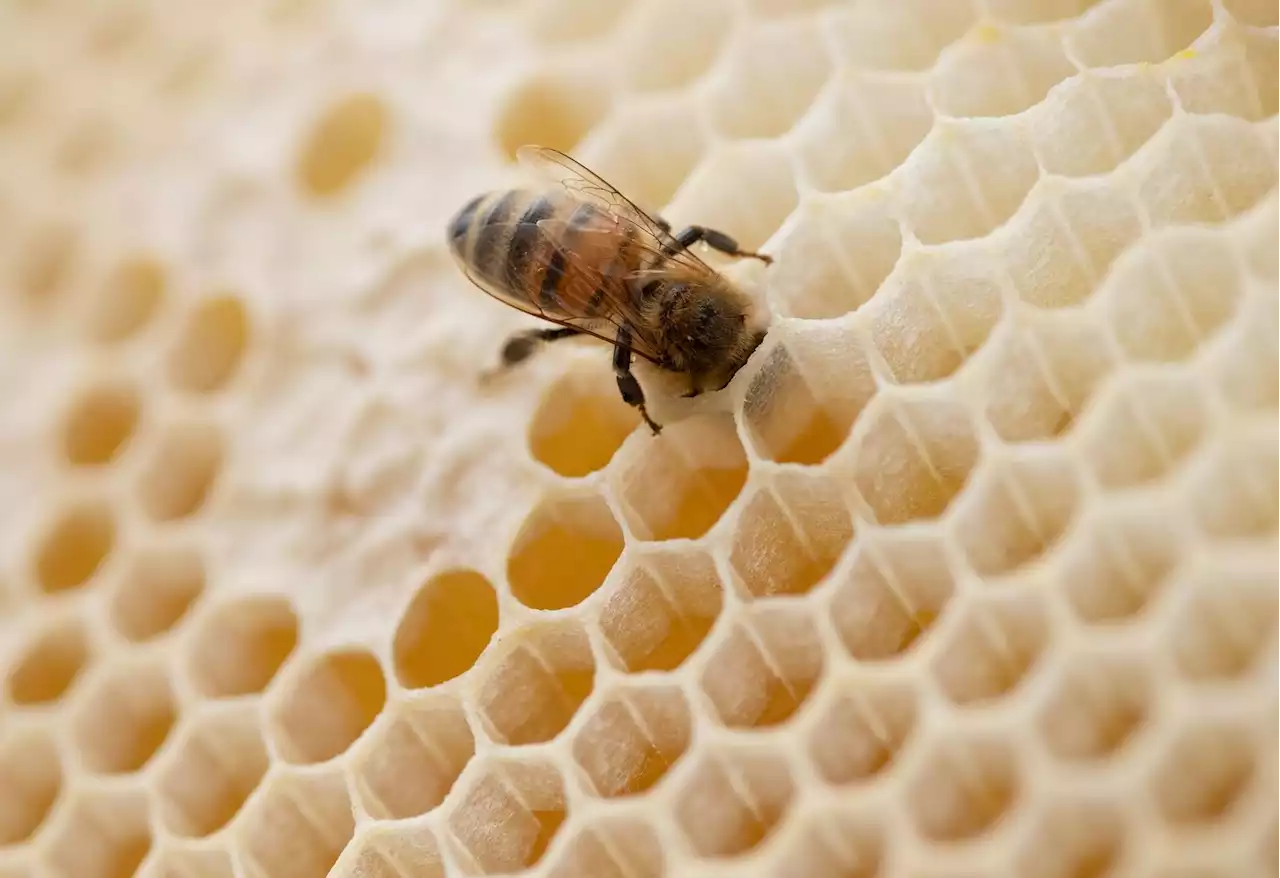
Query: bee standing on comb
[[446, 145, 772, 435]]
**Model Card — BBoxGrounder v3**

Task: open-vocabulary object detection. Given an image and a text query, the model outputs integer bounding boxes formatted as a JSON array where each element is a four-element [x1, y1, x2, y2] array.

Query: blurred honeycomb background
[[0, 0, 1276, 876]]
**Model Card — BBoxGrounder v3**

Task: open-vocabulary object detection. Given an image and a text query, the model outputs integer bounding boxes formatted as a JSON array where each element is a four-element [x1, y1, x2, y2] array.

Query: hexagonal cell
[[474, 619, 594, 746], [6, 613, 91, 706], [1014, 798, 1126, 878], [702, 20, 832, 139], [494, 67, 607, 161], [1075, 370, 1210, 490], [1102, 229, 1244, 364], [610, 413, 748, 542], [89, 255, 165, 343], [110, 542, 204, 642], [793, 72, 932, 195], [155, 704, 268, 837], [525, 0, 631, 45], [808, 678, 918, 787], [673, 746, 794, 859], [577, 99, 706, 213], [337, 824, 445, 878], [545, 815, 663, 878], [952, 450, 1082, 578], [14, 221, 77, 301], [269, 648, 386, 765], [769, 803, 883, 878], [138, 417, 224, 521], [728, 471, 853, 598], [352, 695, 474, 820], [1239, 27, 1280, 119], [662, 142, 797, 256], [618, 0, 732, 91], [702, 606, 824, 729], [60, 377, 141, 467], [1168, 565, 1277, 682], [507, 490, 622, 609], [1207, 288, 1278, 413], [893, 119, 1039, 245], [0, 729, 61, 846], [844, 391, 980, 526], [393, 567, 497, 689], [1001, 180, 1144, 309], [235, 768, 354, 878], [528, 362, 640, 479], [1039, 649, 1151, 762], [960, 309, 1116, 443], [167, 293, 249, 394], [1066, 0, 1213, 67], [829, 528, 956, 661], [71, 658, 175, 774], [1185, 425, 1278, 539], [827, 0, 978, 71], [767, 192, 903, 319], [1164, 20, 1274, 121], [573, 683, 690, 798], [932, 592, 1049, 706], [186, 595, 298, 698], [1151, 722, 1257, 826], [742, 329, 877, 466], [861, 242, 1004, 384], [597, 548, 723, 673], [294, 92, 388, 198], [1131, 114, 1278, 229], [447, 758, 567, 874], [43, 787, 151, 878], [907, 734, 1020, 842], [31, 498, 116, 594], [930, 23, 1074, 118], [1028, 70, 1172, 178]]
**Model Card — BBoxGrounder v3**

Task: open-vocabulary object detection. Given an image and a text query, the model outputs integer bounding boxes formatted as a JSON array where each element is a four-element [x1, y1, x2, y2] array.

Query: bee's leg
[[497, 326, 580, 368], [482, 327, 580, 383], [613, 328, 662, 435], [664, 225, 772, 265]]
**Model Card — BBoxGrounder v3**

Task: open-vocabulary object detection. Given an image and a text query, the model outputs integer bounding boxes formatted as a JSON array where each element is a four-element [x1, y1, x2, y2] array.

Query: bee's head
[[657, 280, 764, 388]]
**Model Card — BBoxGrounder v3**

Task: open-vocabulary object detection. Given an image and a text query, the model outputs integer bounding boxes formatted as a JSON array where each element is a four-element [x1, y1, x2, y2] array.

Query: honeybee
[[446, 145, 772, 435]]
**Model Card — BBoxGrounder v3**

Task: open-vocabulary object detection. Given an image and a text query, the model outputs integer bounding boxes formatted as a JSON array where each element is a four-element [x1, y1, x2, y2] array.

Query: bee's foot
[[682, 388, 702, 399]]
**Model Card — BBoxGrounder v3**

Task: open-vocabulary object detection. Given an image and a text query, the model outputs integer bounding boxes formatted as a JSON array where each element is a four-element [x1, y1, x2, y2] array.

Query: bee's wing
[[525, 220, 669, 364], [516, 145, 718, 278]]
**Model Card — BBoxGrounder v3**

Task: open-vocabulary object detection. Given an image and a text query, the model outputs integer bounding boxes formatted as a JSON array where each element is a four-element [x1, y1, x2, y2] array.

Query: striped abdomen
[[447, 188, 646, 321]]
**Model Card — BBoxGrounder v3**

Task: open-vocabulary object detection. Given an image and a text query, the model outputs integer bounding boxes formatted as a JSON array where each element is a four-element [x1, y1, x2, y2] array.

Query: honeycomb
[[0, 0, 1275, 876]]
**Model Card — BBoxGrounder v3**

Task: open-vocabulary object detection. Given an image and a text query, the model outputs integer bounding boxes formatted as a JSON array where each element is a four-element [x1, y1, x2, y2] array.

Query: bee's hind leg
[[614, 328, 662, 436], [482, 326, 579, 382]]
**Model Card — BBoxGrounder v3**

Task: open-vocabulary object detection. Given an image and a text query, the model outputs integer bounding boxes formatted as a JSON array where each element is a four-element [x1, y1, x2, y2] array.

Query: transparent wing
[[456, 224, 664, 365], [516, 144, 718, 279]]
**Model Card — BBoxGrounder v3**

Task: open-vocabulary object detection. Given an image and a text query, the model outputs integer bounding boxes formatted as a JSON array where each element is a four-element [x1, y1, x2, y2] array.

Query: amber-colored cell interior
[[32, 501, 115, 594], [393, 568, 498, 689], [186, 597, 299, 698], [167, 294, 249, 394], [295, 93, 389, 198], [0, 0, 1274, 876], [60, 379, 140, 466], [507, 493, 624, 610], [6, 616, 91, 706], [270, 649, 386, 765], [90, 256, 165, 343], [528, 368, 640, 478]]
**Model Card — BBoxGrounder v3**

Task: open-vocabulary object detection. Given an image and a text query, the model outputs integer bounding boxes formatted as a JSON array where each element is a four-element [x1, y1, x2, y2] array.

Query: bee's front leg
[[614, 328, 662, 435]]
